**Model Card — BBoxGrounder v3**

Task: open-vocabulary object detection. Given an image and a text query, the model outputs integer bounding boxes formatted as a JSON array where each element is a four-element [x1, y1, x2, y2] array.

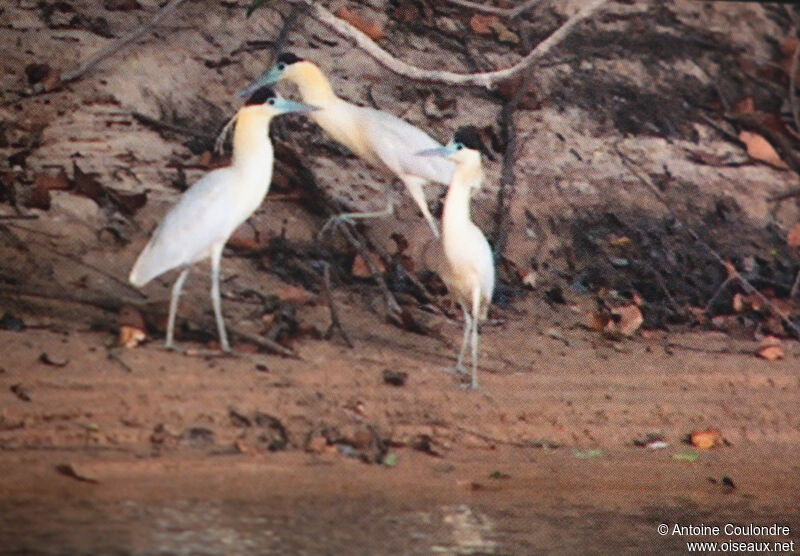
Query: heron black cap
[[276, 52, 304, 65], [453, 126, 491, 158], [245, 86, 276, 106]]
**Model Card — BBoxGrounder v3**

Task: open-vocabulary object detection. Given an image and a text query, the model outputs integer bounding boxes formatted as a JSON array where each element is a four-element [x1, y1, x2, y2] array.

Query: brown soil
[[2, 0, 800, 553]]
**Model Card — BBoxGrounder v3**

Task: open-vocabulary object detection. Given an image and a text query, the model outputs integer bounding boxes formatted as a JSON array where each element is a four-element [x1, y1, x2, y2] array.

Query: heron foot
[[163, 343, 237, 358]]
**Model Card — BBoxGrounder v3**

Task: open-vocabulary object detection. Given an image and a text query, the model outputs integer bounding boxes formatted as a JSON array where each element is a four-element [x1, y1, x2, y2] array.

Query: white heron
[[242, 52, 454, 237], [417, 126, 495, 389], [129, 87, 317, 353]]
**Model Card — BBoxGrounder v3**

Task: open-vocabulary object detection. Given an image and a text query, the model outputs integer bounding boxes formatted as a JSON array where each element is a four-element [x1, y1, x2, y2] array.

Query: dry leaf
[[351, 253, 386, 278], [469, 13, 498, 35], [119, 325, 146, 349], [118, 304, 146, 348], [731, 96, 754, 115], [54, 462, 100, 483], [334, 7, 384, 40], [586, 311, 609, 331], [608, 235, 631, 248], [732, 292, 745, 312], [691, 428, 723, 450], [489, 19, 519, 44], [738, 130, 789, 169], [757, 345, 784, 361], [276, 285, 314, 305], [521, 270, 537, 289], [607, 305, 643, 337], [227, 227, 260, 250], [787, 223, 800, 248]]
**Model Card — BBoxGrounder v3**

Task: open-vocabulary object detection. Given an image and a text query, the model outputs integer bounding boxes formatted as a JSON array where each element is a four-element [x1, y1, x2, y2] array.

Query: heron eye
[[456, 144, 464, 150], [277, 62, 286, 70], [267, 98, 276, 106]]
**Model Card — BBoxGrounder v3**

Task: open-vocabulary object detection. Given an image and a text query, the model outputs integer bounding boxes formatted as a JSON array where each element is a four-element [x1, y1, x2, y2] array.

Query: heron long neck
[[443, 158, 484, 237], [232, 107, 273, 182], [290, 62, 338, 107]]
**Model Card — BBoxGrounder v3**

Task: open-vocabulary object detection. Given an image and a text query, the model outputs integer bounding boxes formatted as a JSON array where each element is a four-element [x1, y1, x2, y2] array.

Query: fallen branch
[[284, 0, 609, 89], [445, 0, 540, 19], [31, 0, 187, 94], [0, 284, 299, 358]]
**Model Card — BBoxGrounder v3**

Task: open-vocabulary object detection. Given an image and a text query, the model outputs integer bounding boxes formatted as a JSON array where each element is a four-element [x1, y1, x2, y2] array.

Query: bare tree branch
[[286, 0, 609, 89], [445, 0, 541, 19]]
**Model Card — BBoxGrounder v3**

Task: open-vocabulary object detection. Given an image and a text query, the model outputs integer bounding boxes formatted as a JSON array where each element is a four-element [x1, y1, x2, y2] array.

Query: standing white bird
[[417, 127, 495, 389], [129, 87, 317, 353], [243, 52, 454, 237]]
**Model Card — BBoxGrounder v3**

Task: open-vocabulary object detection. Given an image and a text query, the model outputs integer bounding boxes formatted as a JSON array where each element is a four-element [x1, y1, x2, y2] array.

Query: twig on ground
[[445, 0, 540, 19], [106, 347, 134, 373], [790, 269, 800, 299], [285, 0, 608, 89], [321, 262, 353, 347]]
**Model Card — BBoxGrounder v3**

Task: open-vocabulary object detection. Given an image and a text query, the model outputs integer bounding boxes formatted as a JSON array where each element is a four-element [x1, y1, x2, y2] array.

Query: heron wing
[[362, 108, 454, 185], [129, 168, 238, 286]]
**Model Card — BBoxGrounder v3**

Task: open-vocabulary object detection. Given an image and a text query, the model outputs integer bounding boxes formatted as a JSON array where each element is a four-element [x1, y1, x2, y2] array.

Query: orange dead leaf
[[276, 285, 314, 305], [351, 253, 386, 278], [334, 7, 384, 40], [586, 311, 609, 332], [787, 223, 800, 248], [607, 305, 643, 337], [757, 345, 784, 361], [119, 325, 146, 349], [732, 292, 745, 312], [118, 304, 146, 348], [691, 428, 723, 450], [469, 13, 499, 35], [738, 130, 790, 169], [608, 235, 631, 248]]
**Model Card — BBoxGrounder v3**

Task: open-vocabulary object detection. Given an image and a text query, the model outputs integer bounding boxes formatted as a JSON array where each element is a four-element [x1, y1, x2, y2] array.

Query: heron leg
[[210, 245, 231, 353], [455, 304, 471, 375], [469, 286, 481, 390], [401, 176, 439, 238], [166, 269, 189, 350], [317, 199, 394, 238]]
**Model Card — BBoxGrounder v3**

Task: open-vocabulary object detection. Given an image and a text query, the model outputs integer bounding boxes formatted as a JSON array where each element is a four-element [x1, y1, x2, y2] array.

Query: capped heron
[[417, 126, 495, 389], [129, 87, 317, 352], [243, 52, 454, 237]]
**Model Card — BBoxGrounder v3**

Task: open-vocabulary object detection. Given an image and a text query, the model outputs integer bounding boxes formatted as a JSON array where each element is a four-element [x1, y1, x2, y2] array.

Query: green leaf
[[246, 0, 270, 18], [673, 449, 699, 462], [383, 452, 397, 467], [572, 448, 603, 459]]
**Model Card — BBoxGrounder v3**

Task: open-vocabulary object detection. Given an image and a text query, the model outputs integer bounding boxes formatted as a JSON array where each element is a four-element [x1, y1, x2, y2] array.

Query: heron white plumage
[[243, 52, 454, 237], [417, 126, 495, 389], [129, 87, 317, 352]]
